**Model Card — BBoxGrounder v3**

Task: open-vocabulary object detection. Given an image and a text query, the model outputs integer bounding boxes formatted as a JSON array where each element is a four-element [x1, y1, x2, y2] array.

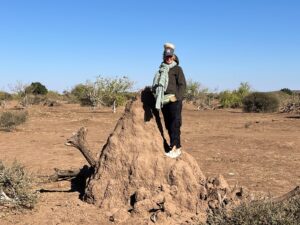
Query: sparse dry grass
[[0, 111, 28, 131], [205, 195, 300, 225], [0, 160, 37, 209]]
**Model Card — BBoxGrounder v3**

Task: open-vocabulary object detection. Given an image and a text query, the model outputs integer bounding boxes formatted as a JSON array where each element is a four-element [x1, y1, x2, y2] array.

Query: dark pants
[[162, 100, 182, 149]]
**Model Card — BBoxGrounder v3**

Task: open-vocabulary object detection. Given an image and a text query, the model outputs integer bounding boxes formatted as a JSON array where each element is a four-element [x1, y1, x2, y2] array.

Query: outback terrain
[[0, 100, 299, 224]]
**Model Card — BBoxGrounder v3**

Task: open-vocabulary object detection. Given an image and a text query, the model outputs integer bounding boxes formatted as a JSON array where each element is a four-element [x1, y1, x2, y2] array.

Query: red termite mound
[[83, 89, 241, 224]]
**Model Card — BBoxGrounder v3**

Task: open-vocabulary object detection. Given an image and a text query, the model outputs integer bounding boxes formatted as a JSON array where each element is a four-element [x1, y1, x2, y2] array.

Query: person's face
[[164, 55, 174, 64]]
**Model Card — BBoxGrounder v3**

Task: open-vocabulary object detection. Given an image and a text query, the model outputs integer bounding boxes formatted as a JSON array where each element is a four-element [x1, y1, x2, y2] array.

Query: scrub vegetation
[[0, 161, 37, 209], [0, 111, 28, 131], [205, 195, 300, 225]]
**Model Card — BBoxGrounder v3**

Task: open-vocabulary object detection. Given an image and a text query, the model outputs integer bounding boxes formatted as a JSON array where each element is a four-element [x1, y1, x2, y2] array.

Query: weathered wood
[[48, 168, 81, 181], [0, 189, 15, 203], [272, 186, 300, 203], [65, 127, 97, 167]]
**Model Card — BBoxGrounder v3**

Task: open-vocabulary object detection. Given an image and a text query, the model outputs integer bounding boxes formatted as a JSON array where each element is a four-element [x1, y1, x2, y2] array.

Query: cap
[[164, 48, 174, 57]]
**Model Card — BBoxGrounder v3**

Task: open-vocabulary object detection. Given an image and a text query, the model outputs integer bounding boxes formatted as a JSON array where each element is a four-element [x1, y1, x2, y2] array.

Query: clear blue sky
[[1, 0, 299, 93]]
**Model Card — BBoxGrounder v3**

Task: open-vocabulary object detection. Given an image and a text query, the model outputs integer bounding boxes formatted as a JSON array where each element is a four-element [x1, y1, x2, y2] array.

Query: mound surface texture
[[84, 90, 236, 224]]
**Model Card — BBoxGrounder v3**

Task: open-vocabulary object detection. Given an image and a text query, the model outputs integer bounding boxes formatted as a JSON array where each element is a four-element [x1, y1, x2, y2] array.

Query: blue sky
[[0, 0, 299, 93]]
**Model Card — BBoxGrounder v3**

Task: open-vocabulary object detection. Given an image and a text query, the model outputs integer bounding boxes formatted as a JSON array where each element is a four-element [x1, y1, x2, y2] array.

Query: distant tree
[[25, 82, 48, 95], [280, 88, 293, 95], [71, 76, 134, 108]]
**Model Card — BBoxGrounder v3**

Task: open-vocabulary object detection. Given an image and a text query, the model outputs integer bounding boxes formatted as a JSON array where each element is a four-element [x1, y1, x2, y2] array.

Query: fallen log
[[65, 127, 97, 167], [48, 168, 81, 181]]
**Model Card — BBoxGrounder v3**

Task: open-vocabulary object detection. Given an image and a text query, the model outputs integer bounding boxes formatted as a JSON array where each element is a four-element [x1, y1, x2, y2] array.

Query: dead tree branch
[[65, 127, 97, 167], [48, 168, 81, 181], [272, 186, 300, 203]]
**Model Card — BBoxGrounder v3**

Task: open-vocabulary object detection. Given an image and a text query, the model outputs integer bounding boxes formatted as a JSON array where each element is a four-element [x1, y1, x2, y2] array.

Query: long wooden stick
[[48, 168, 81, 181]]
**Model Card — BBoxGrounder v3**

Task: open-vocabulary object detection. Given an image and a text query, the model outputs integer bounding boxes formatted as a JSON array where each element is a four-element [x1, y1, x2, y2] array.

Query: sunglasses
[[164, 55, 173, 59]]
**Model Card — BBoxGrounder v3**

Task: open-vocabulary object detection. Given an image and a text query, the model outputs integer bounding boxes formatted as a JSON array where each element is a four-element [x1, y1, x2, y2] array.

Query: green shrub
[[72, 76, 134, 107], [70, 84, 92, 101], [219, 82, 251, 108], [184, 80, 218, 109], [206, 196, 300, 225], [0, 160, 37, 209], [25, 82, 48, 95], [243, 92, 279, 113], [280, 88, 293, 95], [0, 111, 28, 130], [219, 91, 241, 108], [0, 91, 12, 101]]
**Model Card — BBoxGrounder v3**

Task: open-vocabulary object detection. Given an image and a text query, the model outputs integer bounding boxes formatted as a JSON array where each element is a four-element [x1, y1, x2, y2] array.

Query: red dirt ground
[[0, 102, 299, 224]]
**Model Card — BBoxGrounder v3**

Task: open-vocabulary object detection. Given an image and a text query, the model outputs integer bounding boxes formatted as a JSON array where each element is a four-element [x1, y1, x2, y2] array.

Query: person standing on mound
[[152, 43, 187, 158]]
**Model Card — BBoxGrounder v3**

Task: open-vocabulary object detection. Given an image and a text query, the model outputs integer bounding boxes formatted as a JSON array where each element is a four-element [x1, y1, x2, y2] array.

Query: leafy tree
[[72, 76, 134, 107], [280, 88, 293, 95], [25, 82, 48, 95]]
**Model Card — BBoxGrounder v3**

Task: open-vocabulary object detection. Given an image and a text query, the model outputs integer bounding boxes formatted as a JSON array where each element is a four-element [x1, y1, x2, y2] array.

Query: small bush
[[25, 82, 48, 95], [19, 94, 52, 107], [0, 111, 28, 130], [219, 91, 241, 108], [0, 91, 12, 101], [185, 80, 209, 101], [184, 80, 218, 109], [243, 92, 279, 113], [206, 196, 300, 225], [219, 82, 251, 108], [0, 161, 37, 209], [71, 84, 91, 101], [280, 88, 293, 95], [69, 84, 94, 105]]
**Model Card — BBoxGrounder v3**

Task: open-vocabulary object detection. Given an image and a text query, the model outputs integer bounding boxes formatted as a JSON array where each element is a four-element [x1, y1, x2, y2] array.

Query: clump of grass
[[0, 160, 37, 209], [205, 195, 300, 225], [0, 111, 28, 131]]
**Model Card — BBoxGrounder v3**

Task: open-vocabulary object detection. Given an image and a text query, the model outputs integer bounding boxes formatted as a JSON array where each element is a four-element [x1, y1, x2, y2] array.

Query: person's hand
[[169, 95, 177, 102]]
